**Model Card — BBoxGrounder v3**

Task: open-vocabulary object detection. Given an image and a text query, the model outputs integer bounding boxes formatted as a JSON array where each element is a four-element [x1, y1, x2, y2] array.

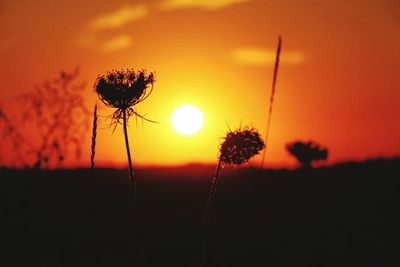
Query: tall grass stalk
[[260, 36, 282, 169], [90, 104, 97, 171]]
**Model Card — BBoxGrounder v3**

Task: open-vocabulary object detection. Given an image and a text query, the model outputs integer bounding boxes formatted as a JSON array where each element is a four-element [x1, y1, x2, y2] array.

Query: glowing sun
[[171, 104, 204, 136]]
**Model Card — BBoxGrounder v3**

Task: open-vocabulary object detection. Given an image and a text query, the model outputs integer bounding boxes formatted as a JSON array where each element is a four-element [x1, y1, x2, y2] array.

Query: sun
[[171, 104, 204, 136]]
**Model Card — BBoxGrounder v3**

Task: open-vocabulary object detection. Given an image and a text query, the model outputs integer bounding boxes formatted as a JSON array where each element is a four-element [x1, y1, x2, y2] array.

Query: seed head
[[94, 69, 155, 110], [219, 127, 265, 165], [94, 69, 155, 127]]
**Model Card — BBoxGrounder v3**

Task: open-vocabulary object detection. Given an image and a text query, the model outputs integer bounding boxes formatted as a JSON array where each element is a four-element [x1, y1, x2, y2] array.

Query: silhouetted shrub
[[286, 140, 328, 168]]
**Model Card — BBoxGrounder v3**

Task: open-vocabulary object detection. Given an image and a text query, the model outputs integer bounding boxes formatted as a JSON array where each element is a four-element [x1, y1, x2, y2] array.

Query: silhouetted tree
[[286, 140, 328, 168]]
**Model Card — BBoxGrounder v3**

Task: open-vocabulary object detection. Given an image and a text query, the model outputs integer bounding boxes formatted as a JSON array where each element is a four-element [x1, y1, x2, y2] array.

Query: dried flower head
[[219, 127, 265, 165], [94, 69, 155, 126]]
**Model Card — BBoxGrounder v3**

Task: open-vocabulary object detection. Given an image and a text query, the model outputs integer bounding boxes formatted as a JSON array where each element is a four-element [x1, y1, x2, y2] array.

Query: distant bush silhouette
[[19, 69, 89, 169], [286, 140, 328, 168]]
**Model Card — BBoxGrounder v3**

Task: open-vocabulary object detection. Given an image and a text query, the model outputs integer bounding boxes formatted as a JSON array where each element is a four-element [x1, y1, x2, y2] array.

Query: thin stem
[[123, 109, 136, 199], [200, 157, 223, 267], [122, 109, 139, 266]]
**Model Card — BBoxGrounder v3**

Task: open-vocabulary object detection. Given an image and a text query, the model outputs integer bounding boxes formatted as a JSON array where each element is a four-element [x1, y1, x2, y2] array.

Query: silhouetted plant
[[0, 106, 29, 167], [90, 104, 97, 171], [94, 68, 155, 266], [94, 69, 155, 194], [19, 69, 90, 169], [286, 140, 328, 168], [260, 36, 282, 169], [201, 126, 265, 267]]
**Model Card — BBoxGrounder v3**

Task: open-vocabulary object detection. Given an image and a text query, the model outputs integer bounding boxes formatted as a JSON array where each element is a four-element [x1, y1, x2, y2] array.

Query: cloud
[[232, 48, 304, 66], [89, 5, 148, 31], [100, 35, 132, 53], [160, 0, 251, 10], [77, 34, 96, 47]]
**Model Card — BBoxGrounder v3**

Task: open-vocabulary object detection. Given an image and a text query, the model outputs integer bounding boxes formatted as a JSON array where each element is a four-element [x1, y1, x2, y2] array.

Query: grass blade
[[90, 104, 97, 171], [260, 36, 282, 169]]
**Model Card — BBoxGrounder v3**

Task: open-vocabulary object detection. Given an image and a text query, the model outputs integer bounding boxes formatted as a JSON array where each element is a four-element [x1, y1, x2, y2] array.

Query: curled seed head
[[219, 127, 265, 165]]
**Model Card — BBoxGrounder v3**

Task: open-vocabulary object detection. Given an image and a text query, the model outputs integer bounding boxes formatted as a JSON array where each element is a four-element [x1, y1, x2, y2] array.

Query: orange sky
[[1, 0, 400, 168]]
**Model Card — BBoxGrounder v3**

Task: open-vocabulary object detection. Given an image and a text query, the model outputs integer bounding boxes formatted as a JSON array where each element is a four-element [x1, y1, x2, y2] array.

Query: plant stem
[[201, 157, 223, 267], [122, 109, 139, 266], [90, 104, 97, 171], [123, 109, 136, 199]]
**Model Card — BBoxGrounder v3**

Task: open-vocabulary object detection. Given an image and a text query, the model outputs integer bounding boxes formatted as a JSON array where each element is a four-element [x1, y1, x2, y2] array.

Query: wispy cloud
[[77, 34, 96, 47], [100, 35, 132, 53], [160, 0, 251, 11], [89, 5, 148, 31], [232, 47, 304, 66]]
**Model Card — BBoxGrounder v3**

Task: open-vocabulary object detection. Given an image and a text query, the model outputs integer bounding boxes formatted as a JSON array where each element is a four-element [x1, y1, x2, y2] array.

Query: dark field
[[2, 158, 400, 267]]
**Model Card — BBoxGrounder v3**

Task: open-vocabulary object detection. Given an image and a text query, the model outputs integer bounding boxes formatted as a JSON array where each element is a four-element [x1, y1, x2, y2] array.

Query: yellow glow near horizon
[[171, 105, 204, 136]]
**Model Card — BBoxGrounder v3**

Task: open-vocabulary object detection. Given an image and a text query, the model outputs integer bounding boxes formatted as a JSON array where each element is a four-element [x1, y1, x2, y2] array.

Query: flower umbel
[[219, 127, 265, 165], [94, 69, 155, 126]]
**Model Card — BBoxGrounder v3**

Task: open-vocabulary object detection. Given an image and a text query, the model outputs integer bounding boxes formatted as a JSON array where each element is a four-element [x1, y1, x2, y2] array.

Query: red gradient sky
[[1, 0, 399, 168]]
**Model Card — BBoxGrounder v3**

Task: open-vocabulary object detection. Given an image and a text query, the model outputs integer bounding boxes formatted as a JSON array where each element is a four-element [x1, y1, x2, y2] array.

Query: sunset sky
[[1, 0, 399, 168]]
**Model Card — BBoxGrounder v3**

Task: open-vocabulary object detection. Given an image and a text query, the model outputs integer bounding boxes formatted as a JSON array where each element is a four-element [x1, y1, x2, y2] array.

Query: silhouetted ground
[[2, 158, 400, 267]]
